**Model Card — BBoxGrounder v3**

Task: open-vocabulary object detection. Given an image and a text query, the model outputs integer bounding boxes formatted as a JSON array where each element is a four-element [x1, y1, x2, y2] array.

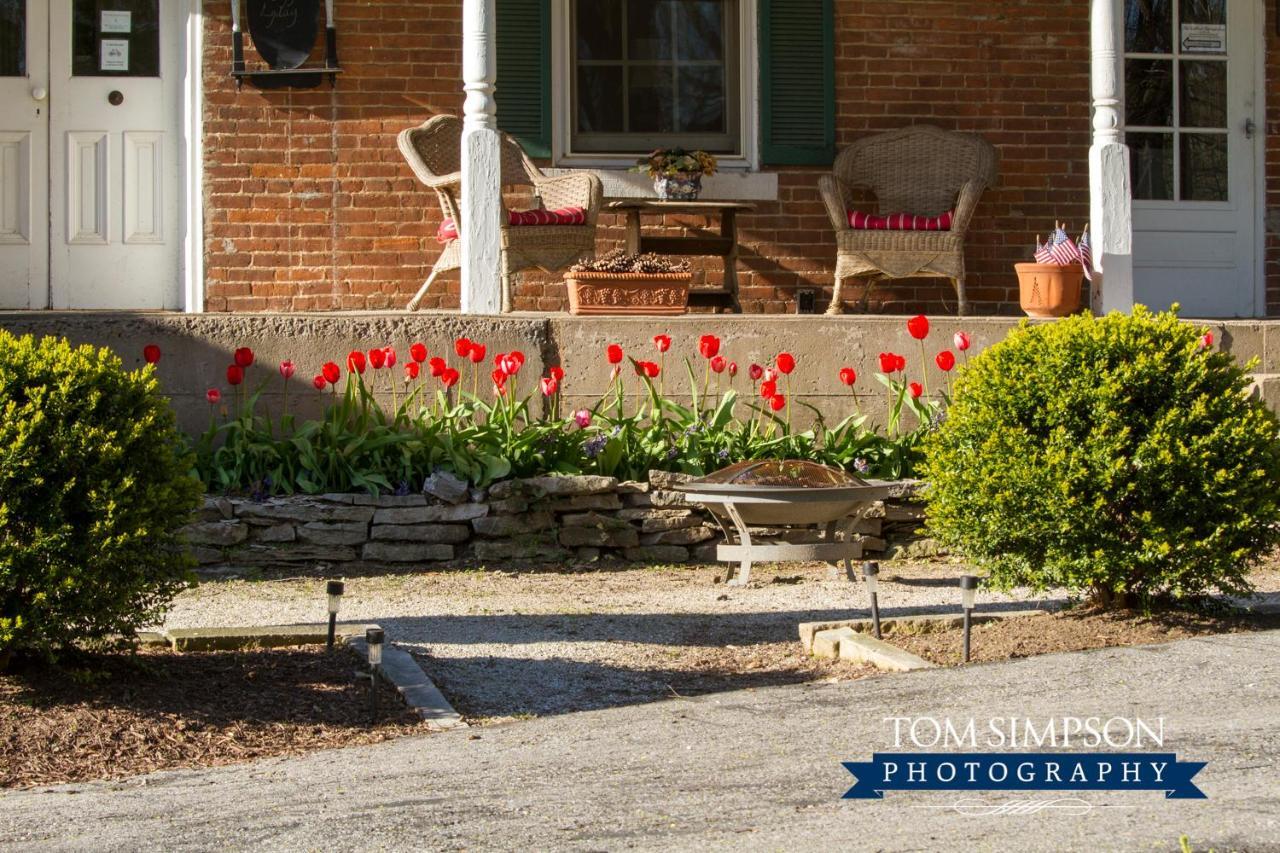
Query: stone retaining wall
[[185, 473, 928, 576]]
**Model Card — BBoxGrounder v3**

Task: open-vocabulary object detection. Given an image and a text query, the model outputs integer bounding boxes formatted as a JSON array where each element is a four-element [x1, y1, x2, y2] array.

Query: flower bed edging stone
[[185, 474, 928, 574]]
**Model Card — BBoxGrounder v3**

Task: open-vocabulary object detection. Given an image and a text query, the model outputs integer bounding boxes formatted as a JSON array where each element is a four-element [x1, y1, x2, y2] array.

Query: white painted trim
[[1251, 0, 1267, 317], [182, 1, 204, 313], [550, 0, 759, 170]]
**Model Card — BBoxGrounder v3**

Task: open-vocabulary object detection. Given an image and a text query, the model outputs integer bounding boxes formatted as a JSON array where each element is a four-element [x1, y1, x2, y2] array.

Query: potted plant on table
[[634, 148, 718, 200], [564, 250, 693, 315], [1014, 223, 1091, 318]]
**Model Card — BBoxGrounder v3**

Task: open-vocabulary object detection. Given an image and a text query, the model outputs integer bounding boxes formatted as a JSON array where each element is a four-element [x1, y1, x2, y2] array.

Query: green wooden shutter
[[495, 0, 551, 158], [759, 0, 835, 166]]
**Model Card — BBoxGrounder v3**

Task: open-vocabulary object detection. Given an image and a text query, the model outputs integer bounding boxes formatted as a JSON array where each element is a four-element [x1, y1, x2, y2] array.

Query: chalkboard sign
[[247, 0, 319, 70]]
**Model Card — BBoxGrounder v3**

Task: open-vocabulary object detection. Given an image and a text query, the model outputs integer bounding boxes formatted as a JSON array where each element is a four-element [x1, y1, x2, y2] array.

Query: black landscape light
[[863, 561, 882, 639], [960, 575, 979, 663], [326, 579, 345, 650], [366, 627, 384, 721]]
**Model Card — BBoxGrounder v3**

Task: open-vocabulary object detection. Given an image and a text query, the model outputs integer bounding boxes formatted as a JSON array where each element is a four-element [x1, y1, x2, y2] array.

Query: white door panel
[[0, 0, 49, 309], [1126, 0, 1260, 318]]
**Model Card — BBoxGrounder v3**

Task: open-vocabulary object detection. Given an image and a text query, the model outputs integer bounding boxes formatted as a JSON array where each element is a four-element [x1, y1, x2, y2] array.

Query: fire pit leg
[[722, 501, 753, 586], [840, 517, 859, 581]]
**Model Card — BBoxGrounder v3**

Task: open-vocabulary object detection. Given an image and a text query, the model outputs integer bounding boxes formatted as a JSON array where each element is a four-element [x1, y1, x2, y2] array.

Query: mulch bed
[[894, 607, 1280, 667], [0, 644, 429, 789]]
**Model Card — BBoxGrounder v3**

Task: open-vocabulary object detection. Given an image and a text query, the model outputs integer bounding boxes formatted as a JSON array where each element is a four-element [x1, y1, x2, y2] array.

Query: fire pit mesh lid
[[693, 460, 864, 488]]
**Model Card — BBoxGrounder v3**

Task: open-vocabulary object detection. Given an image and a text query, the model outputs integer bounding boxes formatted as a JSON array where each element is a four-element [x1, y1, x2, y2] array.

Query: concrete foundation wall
[[1, 312, 1276, 434]]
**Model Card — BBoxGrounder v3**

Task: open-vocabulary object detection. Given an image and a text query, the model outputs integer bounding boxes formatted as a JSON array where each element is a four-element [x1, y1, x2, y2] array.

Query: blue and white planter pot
[[654, 173, 702, 201]]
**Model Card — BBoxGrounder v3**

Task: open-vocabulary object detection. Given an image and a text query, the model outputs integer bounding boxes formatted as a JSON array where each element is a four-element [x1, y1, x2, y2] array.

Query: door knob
[[30, 87, 47, 101], [108, 90, 124, 106], [1245, 118, 1257, 139]]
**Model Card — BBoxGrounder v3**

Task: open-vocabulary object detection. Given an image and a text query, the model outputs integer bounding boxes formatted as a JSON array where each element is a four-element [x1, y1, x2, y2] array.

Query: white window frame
[[550, 0, 758, 170]]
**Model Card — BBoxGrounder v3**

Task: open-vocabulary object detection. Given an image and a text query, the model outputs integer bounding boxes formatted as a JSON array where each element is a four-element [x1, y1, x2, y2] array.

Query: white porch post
[[460, 0, 503, 314], [1089, 0, 1134, 312]]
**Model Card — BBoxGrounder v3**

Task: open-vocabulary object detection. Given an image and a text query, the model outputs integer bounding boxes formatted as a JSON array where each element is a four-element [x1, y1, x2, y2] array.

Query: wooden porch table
[[607, 200, 755, 314]]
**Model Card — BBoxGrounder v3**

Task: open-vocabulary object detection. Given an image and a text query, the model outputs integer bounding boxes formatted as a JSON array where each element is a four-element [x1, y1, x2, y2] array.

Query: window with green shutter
[[759, 0, 834, 166], [495, 0, 551, 158]]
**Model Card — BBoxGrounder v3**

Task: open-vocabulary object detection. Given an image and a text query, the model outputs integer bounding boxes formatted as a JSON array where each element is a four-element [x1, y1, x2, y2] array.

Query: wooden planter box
[[565, 271, 692, 315]]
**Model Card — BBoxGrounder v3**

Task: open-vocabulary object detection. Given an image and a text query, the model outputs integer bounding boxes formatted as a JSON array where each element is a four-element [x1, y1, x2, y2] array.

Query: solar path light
[[960, 575, 979, 663], [325, 579, 345, 651], [863, 561, 882, 639]]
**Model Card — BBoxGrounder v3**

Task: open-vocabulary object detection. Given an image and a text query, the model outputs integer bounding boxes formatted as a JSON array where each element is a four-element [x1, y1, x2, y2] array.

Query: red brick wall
[[203, 1, 1269, 316]]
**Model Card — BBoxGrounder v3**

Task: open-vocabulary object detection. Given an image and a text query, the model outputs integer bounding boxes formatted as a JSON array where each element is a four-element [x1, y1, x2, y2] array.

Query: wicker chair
[[818, 125, 997, 315], [398, 115, 604, 311]]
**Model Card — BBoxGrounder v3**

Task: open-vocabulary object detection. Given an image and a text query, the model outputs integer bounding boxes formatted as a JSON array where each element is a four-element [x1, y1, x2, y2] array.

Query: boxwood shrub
[[923, 306, 1280, 606], [0, 332, 202, 659]]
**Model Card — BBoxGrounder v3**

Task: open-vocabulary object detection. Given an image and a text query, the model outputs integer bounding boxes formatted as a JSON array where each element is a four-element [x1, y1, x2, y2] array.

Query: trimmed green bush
[[923, 307, 1280, 606], [0, 332, 202, 658]]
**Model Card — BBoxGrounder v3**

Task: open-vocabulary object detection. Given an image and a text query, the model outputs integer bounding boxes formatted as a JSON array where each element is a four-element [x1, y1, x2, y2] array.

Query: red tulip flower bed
[[179, 318, 965, 496]]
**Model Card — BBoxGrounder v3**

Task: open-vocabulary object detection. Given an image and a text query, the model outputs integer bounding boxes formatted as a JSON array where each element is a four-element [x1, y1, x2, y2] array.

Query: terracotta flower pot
[[565, 271, 693, 316], [1015, 263, 1084, 318]]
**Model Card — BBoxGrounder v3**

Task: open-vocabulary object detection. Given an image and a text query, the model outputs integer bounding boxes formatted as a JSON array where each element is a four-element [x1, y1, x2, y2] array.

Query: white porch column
[[1089, 0, 1134, 312], [460, 0, 503, 314]]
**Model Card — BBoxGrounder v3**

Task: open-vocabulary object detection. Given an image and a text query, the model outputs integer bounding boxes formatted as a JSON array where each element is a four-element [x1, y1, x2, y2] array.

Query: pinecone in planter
[[571, 250, 690, 275]]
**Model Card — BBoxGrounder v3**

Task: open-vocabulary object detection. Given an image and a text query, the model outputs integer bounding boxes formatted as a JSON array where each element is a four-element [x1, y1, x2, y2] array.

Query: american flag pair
[[1034, 223, 1094, 281]]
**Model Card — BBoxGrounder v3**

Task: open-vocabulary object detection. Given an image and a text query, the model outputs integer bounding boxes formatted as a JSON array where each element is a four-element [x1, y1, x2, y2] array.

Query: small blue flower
[[666, 446, 680, 460], [394, 480, 411, 496], [584, 435, 608, 459], [854, 457, 870, 474], [717, 449, 730, 460]]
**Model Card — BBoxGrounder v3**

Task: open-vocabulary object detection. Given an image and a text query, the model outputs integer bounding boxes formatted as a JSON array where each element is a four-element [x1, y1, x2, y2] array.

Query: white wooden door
[[0, 0, 49, 309], [48, 1, 182, 309], [1125, 0, 1261, 317]]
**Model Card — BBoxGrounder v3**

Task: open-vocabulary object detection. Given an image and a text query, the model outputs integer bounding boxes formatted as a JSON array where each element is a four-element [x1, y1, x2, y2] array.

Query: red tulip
[[838, 367, 856, 386], [491, 368, 507, 389], [653, 334, 671, 353], [763, 367, 778, 384], [549, 365, 565, 382], [469, 342, 487, 364], [429, 356, 446, 377], [909, 381, 923, 399], [405, 362, 420, 380], [279, 360, 296, 380], [206, 388, 222, 404], [769, 394, 786, 412], [760, 380, 777, 399], [698, 334, 721, 359], [322, 361, 341, 384], [312, 375, 326, 390], [935, 351, 956, 372], [410, 342, 428, 363], [728, 362, 738, 377], [441, 367, 460, 387], [540, 377, 558, 396], [710, 355, 726, 374], [748, 363, 763, 382], [895, 354, 907, 372], [906, 315, 930, 341], [497, 353, 521, 377], [454, 337, 472, 358], [226, 365, 244, 386], [368, 348, 386, 370], [511, 351, 526, 367], [638, 361, 660, 378], [606, 344, 624, 364], [1199, 332, 1214, 350], [384, 347, 397, 368], [143, 344, 161, 365], [878, 353, 897, 374], [573, 409, 592, 428], [234, 347, 254, 368], [776, 352, 796, 374], [347, 350, 366, 374], [954, 331, 971, 352]]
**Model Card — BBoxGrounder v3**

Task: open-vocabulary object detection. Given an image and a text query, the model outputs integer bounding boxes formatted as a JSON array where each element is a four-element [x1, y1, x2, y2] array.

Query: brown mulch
[[894, 608, 1280, 667], [0, 644, 430, 789]]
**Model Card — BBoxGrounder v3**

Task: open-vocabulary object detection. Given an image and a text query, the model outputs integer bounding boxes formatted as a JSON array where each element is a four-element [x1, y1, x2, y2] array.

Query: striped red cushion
[[436, 207, 587, 243], [846, 210, 954, 231]]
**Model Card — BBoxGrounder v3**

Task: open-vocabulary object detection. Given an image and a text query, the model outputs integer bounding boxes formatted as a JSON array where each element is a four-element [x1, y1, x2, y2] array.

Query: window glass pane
[[1125, 0, 1172, 53], [1180, 61, 1226, 128], [1181, 0, 1225, 27], [577, 0, 622, 61], [1125, 58, 1173, 126], [628, 0, 674, 60], [1129, 132, 1175, 200], [676, 1, 723, 61], [73, 0, 161, 77], [676, 66, 725, 132], [0, 0, 24, 77], [1181, 134, 1228, 201], [629, 66, 674, 132], [577, 66, 624, 133]]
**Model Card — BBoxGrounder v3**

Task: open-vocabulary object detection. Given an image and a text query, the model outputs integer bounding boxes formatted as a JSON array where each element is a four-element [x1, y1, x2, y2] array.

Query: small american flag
[[1048, 223, 1080, 266], [1079, 226, 1093, 281], [1034, 236, 1055, 264]]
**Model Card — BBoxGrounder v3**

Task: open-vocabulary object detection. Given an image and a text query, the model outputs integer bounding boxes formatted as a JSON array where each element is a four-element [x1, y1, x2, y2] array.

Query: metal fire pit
[[676, 460, 894, 586]]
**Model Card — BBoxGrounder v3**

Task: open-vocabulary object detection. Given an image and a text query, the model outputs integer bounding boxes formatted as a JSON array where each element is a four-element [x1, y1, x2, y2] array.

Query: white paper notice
[[100, 39, 129, 72], [100, 11, 132, 34], [1180, 23, 1226, 54]]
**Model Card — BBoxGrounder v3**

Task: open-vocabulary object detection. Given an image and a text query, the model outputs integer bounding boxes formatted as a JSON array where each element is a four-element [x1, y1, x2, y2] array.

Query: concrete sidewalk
[[1, 632, 1278, 852]]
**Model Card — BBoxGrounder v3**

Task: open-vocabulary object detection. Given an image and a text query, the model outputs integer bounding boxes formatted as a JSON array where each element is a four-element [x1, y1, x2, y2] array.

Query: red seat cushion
[[846, 210, 953, 231], [436, 207, 587, 243]]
